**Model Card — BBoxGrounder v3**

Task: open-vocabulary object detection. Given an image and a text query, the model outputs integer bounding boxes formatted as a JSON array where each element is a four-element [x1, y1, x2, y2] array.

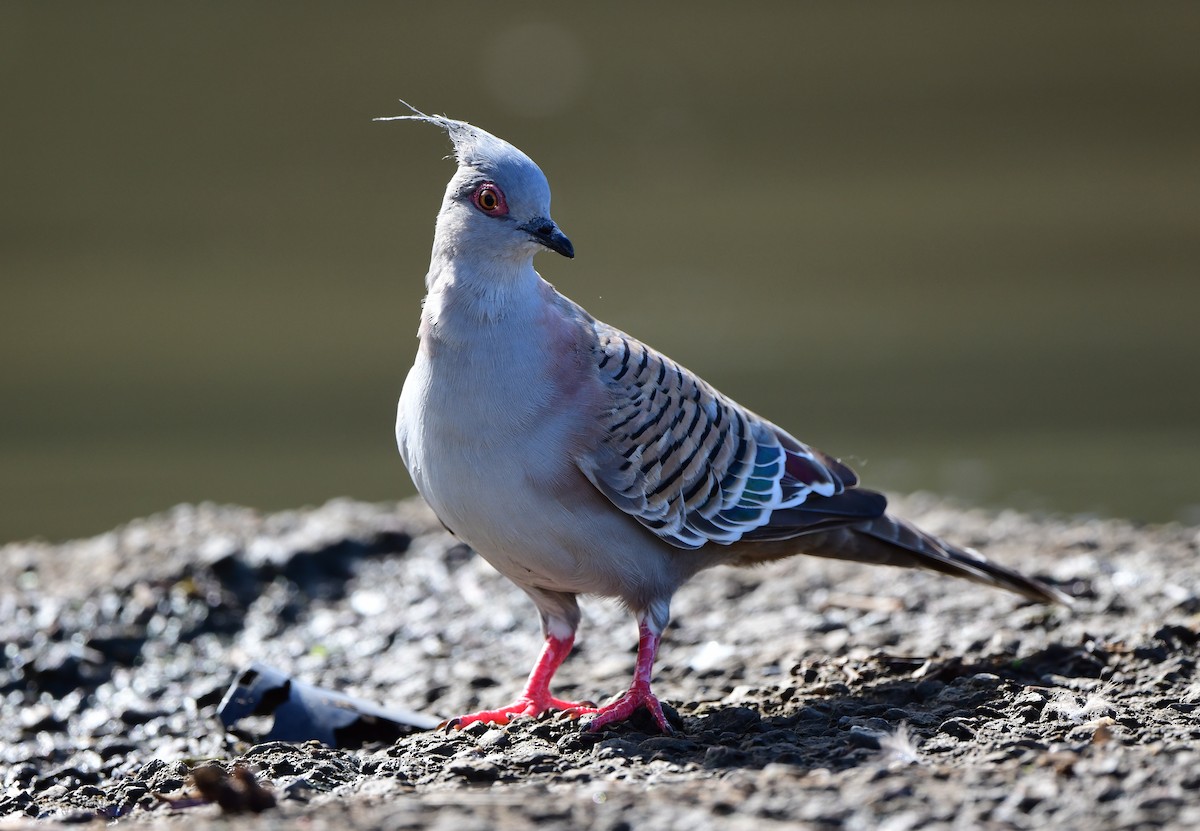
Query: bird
[[379, 103, 1069, 734]]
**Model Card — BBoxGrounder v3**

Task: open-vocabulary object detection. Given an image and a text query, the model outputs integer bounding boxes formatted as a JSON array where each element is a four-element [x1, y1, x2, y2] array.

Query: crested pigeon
[[380, 104, 1068, 733]]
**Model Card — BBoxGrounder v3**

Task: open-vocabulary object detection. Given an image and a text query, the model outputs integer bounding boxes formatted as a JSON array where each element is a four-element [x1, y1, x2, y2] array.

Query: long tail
[[802, 513, 1071, 606]]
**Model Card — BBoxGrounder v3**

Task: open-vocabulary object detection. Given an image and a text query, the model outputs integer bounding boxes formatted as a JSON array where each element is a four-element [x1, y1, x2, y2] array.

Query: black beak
[[520, 218, 574, 259]]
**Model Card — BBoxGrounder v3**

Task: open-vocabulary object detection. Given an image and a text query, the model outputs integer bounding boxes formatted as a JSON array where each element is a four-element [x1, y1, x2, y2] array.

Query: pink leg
[[567, 617, 671, 733], [449, 634, 592, 727]]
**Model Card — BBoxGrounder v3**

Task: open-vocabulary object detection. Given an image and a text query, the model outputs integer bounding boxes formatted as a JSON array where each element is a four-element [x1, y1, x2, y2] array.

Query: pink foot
[[448, 693, 593, 728], [569, 685, 671, 733], [445, 633, 589, 728], [568, 613, 673, 733]]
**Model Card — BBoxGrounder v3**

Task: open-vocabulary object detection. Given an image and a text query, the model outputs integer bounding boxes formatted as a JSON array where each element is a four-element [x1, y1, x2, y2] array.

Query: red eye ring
[[471, 182, 509, 216]]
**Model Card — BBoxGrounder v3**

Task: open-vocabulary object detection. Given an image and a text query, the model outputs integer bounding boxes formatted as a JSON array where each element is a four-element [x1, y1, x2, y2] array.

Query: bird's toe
[[575, 688, 672, 734]]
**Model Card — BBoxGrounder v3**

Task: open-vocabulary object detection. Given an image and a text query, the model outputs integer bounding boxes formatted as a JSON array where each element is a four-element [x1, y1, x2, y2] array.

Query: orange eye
[[471, 182, 508, 216]]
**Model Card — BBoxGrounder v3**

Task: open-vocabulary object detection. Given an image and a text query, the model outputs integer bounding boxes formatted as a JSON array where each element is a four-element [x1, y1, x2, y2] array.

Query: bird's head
[[377, 102, 574, 264]]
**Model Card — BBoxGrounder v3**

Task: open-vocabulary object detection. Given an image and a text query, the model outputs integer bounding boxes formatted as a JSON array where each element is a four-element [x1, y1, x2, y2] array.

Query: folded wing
[[577, 324, 886, 550]]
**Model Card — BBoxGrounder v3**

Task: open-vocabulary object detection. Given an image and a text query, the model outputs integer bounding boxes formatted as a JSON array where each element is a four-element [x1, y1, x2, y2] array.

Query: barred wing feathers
[[577, 324, 885, 550]]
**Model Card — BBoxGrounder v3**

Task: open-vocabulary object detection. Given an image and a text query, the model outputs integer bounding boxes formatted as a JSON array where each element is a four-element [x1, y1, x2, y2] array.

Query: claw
[[572, 688, 672, 734], [448, 694, 596, 728]]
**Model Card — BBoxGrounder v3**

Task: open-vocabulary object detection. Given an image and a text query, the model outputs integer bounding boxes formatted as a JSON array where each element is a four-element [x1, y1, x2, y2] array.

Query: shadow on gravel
[[582, 639, 1119, 776]]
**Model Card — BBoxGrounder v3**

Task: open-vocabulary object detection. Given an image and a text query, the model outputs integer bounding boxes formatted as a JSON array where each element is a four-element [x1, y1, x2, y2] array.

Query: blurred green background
[[3, 2, 1198, 544]]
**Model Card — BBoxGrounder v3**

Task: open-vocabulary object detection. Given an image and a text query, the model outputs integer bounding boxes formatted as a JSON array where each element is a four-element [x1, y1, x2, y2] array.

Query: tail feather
[[803, 513, 1071, 606]]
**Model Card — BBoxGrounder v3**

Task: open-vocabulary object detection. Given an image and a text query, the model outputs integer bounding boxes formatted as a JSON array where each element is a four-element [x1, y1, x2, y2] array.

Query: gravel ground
[[2, 496, 1198, 829]]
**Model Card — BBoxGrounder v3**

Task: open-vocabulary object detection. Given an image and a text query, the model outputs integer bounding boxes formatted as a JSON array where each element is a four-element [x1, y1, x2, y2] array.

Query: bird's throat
[[421, 259, 544, 347]]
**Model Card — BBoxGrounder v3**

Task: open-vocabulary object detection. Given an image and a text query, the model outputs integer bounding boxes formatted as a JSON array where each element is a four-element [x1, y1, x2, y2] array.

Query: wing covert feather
[[577, 324, 879, 550]]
